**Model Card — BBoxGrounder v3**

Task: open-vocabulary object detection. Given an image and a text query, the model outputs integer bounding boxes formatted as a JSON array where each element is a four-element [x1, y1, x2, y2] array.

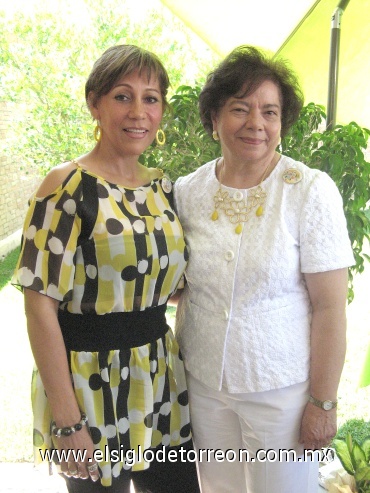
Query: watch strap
[[309, 395, 337, 410]]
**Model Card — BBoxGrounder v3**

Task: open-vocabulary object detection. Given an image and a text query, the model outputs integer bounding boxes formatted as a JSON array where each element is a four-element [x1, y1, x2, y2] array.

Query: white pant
[[187, 373, 319, 493]]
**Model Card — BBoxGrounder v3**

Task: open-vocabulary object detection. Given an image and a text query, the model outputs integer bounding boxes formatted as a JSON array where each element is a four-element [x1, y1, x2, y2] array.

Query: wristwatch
[[309, 395, 338, 411]]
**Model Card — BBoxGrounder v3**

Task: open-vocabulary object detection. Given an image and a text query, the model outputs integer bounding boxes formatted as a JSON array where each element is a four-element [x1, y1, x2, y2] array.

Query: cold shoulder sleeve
[[12, 169, 83, 301]]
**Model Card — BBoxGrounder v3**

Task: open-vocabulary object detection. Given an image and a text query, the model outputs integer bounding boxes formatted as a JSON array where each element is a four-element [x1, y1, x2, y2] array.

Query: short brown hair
[[199, 45, 304, 138], [85, 45, 170, 111]]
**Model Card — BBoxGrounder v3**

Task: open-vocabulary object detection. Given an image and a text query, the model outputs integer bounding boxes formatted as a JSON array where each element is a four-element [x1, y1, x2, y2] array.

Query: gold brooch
[[282, 168, 302, 184]]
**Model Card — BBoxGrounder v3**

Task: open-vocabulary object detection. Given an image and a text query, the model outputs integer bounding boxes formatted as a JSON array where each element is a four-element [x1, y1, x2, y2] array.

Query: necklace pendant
[[212, 157, 269, 233], [235, 223, 243, 234]]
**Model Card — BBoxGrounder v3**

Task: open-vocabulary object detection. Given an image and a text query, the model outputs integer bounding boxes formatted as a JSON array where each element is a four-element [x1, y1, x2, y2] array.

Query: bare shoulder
[[36, 161, 78, 198]]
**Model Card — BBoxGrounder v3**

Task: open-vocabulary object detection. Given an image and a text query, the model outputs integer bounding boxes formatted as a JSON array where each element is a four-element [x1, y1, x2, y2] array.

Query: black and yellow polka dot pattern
[[13, 165, 191, 487]]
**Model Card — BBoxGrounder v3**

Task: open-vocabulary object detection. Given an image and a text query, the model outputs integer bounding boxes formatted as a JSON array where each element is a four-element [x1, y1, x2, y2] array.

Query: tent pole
[[326, 0, 351, 129]]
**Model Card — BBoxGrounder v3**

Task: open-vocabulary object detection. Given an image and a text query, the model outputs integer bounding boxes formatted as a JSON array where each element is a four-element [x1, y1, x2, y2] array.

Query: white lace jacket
[[174, 156, 355, 393]]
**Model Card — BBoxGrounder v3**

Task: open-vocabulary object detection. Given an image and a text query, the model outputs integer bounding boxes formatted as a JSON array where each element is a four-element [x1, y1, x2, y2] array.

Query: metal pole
[[326, 0, 351, 129]]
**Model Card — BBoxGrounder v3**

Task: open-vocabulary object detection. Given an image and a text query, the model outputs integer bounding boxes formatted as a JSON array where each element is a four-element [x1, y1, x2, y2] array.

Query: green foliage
[[280, 102, 327, 163], [333, 433, 370, 492], [140, 85, 220, 179], [0, 8, 92, 173], [282, 103, 370, 302], [0, 0, 218, 175], [336, 419, 370, 445], [0, 247, 20, 290]]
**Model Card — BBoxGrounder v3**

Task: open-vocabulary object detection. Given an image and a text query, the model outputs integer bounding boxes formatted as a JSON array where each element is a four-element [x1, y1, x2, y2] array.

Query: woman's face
[[90, 70, 164, 158], [212, 80, 282, 167]]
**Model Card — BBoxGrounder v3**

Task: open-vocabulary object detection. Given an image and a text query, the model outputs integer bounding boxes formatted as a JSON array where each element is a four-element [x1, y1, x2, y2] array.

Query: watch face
[[323, 400, 333, 410]]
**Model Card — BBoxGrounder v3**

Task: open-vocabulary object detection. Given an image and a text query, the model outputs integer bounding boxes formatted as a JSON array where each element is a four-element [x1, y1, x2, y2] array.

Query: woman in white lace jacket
[[174, 45, 354, 493]]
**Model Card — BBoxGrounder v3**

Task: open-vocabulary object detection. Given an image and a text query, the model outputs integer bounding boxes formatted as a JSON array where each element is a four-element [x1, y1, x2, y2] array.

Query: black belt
[[58, 304, 169, 352]]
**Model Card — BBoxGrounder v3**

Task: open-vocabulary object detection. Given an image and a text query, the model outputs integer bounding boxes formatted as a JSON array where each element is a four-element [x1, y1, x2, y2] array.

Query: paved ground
[[0, 461, 328, 492], [0, 462, 138, 492], [0, 462, 67, 492]]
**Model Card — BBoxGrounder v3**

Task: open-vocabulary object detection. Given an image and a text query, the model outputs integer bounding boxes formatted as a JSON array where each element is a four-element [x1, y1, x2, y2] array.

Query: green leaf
[[354, 465, 370, 485], [333, 438, 356, 475], [362, 438, 370, 463], [353, 441, 367, 468]]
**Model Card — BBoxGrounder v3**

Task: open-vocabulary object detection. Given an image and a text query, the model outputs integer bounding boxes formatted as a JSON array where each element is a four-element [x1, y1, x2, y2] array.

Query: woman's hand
[[299, 402, 337, 450], [55, 426, 100, 481]]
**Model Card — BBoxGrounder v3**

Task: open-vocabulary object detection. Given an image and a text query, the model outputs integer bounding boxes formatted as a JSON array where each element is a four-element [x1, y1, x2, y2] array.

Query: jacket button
[[233, 191, 243, 201], [223, 309, 229, 320], [225, 250, 234, 261]]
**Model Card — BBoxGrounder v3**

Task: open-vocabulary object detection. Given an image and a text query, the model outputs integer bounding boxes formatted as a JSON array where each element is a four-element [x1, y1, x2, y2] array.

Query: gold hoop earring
[[94, 123, 101, 142], [212, 130, 219, 141], [156, 129, 166, 146]]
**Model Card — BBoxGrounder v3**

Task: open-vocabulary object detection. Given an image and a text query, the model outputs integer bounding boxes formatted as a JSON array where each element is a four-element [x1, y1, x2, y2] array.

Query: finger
[[86, 462, 100, 482], [67, 462, 79, 478], [76, 462, 89, 480], [302, 441, 317, 450], [60, 461, 69, 476]]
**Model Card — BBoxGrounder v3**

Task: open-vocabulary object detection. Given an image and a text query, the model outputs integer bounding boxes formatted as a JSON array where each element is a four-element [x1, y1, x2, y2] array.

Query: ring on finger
[[87, 463, 98, 473]]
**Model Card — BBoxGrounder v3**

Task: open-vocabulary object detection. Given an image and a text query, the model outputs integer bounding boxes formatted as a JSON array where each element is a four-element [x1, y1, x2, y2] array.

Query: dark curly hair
[[85, 45, 170, 112], [199, 45, 304, 138]]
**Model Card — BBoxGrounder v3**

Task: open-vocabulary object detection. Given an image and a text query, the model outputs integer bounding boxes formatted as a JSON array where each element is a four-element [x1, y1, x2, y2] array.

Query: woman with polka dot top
[[12, 45, 199, 493]]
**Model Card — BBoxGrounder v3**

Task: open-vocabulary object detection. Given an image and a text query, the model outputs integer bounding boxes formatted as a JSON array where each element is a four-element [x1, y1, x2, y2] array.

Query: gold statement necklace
[[211, 157, 273, 234]]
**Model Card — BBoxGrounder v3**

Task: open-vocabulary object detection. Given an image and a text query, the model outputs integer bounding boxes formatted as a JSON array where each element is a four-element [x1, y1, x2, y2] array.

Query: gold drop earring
[[94, 121, 101, 142]]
